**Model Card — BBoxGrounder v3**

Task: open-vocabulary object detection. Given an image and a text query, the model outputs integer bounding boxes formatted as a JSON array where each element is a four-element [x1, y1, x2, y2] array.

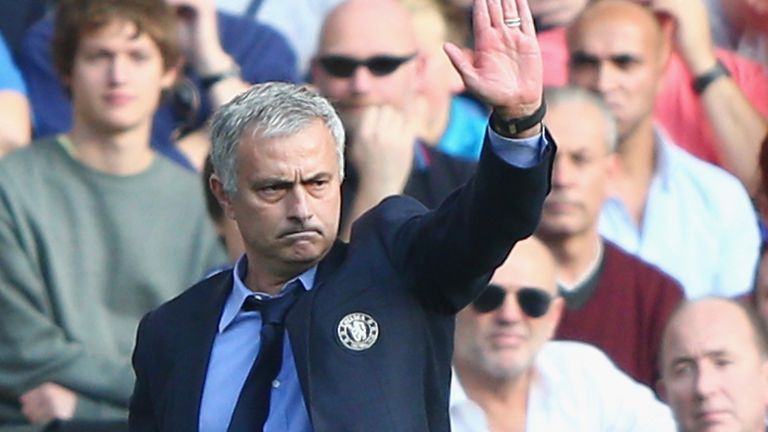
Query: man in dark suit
[[128, 0, 555, 430]]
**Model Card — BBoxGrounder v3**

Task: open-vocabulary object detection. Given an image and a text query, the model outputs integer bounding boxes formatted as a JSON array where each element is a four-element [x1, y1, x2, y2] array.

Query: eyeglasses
[[317, 54, 416, 78], [472, 283, 554, 318]]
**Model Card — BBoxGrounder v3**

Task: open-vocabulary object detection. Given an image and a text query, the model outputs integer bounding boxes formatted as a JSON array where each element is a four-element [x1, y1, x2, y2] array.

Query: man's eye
[[713, 358, 732, 368], [672, 363, 694, 377], [613, 56, 638, 70], [569, 53, 598, 70]]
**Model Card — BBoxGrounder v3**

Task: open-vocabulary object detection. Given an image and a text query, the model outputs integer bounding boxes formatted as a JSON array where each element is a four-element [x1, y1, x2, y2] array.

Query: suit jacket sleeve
[[354, 129, 555, 315], [128, 312, 160, 432]]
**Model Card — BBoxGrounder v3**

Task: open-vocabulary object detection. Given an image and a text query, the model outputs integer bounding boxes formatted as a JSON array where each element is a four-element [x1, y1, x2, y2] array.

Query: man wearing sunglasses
[[310, 0, 477, 239], [452, 237, 676, 431]]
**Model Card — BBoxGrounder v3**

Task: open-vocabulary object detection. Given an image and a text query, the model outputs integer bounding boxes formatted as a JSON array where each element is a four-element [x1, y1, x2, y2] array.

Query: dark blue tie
[[227, 281, 303, 432]]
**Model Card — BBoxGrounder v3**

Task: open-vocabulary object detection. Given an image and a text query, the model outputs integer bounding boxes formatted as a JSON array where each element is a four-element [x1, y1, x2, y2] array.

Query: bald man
[[567, 0, 759, 300], [311, 0, 476, 239], [658, 298, 768, 432], [451, 237, 676, 431]]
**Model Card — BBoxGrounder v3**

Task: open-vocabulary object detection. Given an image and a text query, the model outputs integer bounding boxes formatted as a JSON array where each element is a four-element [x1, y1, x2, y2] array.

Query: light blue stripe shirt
[[198, 126, 548, 432]]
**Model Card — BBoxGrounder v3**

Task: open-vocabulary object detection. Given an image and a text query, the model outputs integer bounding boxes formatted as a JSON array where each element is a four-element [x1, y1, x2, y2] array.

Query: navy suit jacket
[[128, 133, 555, 431]]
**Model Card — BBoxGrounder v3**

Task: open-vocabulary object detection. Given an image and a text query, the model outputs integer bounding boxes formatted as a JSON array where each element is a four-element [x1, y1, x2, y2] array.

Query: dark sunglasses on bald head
[[472, 283, 554, 318], [317, 54, 416, 78]]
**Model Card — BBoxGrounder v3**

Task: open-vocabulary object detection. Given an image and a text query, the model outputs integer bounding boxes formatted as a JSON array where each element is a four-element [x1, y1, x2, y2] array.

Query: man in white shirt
[[452, 237, 676, 431]]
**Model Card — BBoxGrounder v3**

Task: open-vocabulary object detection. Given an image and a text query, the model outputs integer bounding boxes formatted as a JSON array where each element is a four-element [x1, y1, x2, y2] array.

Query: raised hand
[[645, 0, 717, 74], [444, 0, 543, 119], [166, 0, 232, 75], [350, 105, 416, 194]]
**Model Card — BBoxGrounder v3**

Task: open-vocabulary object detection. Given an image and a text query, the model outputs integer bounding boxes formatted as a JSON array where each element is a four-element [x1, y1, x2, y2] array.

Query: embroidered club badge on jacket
[[337, 312, 379, 351]]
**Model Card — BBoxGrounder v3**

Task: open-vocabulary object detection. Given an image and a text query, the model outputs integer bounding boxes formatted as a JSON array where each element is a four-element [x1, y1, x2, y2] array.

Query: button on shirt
[[198, 126, 548, 431], [199, 256, 316, 432], [598, 127, 759, 299]]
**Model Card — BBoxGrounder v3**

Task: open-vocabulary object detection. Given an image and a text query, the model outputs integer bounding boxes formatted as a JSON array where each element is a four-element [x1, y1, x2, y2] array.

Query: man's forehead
[[319, 0, 417, 55], [78, 21, 153, 49], [568, 2, 660, 50], [665, 301, 759, 358]]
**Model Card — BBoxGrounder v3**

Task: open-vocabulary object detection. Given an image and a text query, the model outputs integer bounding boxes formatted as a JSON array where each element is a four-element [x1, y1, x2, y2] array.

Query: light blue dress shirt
[[199, 256, 316, 432], [598, 127, 760, 299], [198, 127, 548, 432]]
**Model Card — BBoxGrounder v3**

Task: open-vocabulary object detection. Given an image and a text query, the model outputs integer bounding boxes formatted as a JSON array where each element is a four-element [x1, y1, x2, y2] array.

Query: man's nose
[[287, 186, 313, 222], [108, 56, 128, 85], [350, 65, 373, 94]]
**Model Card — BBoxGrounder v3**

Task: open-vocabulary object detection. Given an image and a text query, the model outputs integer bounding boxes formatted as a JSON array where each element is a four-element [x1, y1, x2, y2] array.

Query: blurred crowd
[[0, 0, 765, 430]]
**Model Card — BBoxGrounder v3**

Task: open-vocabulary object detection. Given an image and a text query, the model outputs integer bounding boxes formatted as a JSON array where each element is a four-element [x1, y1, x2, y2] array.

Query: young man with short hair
[[0, 0, 226, 428]]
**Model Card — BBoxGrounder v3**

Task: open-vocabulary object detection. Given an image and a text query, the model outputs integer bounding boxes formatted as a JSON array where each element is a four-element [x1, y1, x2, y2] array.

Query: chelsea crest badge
[[337, 312, 379, 351]]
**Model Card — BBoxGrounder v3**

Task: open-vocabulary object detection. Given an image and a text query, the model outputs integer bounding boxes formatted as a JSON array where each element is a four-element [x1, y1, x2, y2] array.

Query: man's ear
[[656, 378, 668, 402], [209, 174, 236, 220], [604, 153, 621, 196], [309, 57, 323, 84], [161, 61, 181, 90], [760, 359, 768, 404]]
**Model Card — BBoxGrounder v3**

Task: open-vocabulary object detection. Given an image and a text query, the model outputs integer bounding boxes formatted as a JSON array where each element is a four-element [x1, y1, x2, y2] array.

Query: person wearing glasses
[[535, 86, 684, 389], [128, 0, 557, 429], [452, 237, 676, 432], [310, 0, 477, 239]]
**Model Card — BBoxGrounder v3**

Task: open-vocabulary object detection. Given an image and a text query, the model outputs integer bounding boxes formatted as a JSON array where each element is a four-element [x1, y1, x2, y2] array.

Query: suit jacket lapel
[[286, 241, 347, 423], [171, 273, 232, 432]]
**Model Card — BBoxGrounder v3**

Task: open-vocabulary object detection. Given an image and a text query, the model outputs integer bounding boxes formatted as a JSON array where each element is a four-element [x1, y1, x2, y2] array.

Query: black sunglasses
[[317, 54, 416, 78], [472, 283, 554, 318]]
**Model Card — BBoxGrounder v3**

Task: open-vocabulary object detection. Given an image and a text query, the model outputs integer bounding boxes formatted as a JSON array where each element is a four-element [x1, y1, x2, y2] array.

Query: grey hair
[[543, 86, 618, 153], [209, 82, 346, 194]]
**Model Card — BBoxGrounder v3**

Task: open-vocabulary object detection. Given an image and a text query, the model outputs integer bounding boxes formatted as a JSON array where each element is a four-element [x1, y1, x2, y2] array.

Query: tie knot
[[242, 280, 303, 324]]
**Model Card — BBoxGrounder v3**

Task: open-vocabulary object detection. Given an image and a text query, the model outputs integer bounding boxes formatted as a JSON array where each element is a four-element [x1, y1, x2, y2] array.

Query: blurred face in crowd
[[311, 0, 424, 129], [67, 20, 176, 134], [659, 299, 768, 432], [454, 238, 564, 381], [537, 97, 615, 241], [567, 0, 668, 141], [213, 120, 342, 281], [409, 3, 465, 139]]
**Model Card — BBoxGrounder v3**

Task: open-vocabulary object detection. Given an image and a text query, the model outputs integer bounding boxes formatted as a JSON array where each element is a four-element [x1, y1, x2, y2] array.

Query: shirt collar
[[218, 254, 317, 332], [652, 126, 675, 191], [449, 368, 491, 431]]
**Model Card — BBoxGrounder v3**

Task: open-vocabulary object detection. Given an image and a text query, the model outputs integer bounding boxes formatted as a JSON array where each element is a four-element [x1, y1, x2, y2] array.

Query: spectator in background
[[16, 0, 298, 171], [658, 297, 768, 432], [451, 237, 676, 431], [530, 0, 768, 195], [567, 0, 760, 299], [310, 0, 476, 239], [705, 0, 768, 67], [400, 0, 488, 161], [215, 0, 343, 76], [0, 33, 31, 156], [538, 86, 684, 387], [0, 0, 226, 429]]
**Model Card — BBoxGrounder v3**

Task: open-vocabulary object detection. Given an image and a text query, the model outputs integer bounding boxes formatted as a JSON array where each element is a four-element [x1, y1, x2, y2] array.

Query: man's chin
[[281, 243, 331, 265]]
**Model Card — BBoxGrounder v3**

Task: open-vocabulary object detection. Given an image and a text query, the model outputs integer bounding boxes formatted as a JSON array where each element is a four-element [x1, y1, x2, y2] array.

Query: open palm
[[444, 0, 543, 119]]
